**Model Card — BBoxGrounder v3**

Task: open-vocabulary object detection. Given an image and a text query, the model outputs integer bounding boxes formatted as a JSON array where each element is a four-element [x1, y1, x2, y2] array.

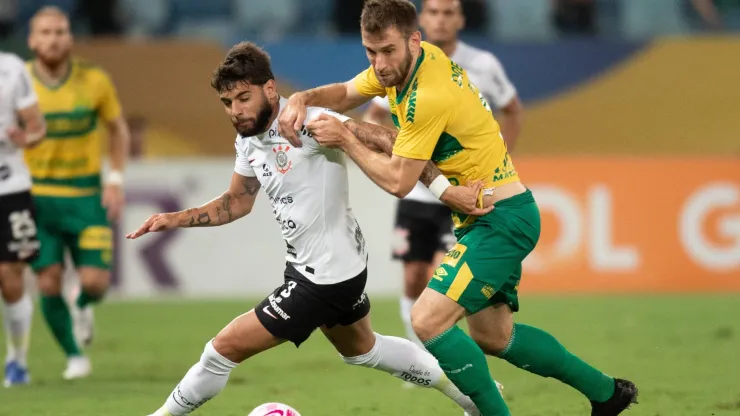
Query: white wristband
[[428, 175, 451, 199], [106, 170, 124, 186]]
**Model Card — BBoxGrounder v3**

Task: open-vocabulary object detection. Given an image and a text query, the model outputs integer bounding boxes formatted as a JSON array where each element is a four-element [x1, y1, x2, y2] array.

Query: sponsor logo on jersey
[[262, 163, 272, 177], [273, 144, 293, 174]]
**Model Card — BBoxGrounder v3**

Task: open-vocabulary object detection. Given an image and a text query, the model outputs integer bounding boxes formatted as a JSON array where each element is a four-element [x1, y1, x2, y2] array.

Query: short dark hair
[[361, 0, 418, 38], [211, 42, 274, 93]]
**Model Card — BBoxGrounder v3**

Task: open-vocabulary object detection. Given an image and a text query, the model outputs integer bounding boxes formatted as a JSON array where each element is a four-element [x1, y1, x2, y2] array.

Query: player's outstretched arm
[[125, 173, 260, 239]]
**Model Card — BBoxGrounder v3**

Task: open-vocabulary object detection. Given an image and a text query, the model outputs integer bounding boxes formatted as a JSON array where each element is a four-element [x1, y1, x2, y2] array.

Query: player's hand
[[277, 93, 307, 148], [307, 113, 348, 149], [6, 125, 28, 148], [440, 181, 494, 216], [126, 212, 179, 239], [102, 184, 125, 222]]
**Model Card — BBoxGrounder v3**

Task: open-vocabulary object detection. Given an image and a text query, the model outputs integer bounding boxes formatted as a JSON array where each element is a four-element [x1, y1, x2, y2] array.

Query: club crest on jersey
[[273, 144, 292, 174]]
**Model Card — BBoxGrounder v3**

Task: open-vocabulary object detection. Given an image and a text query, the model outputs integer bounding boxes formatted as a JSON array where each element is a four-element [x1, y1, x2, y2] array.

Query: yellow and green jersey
[[353, 41, 520, 228], [24, 58, 122, 197]]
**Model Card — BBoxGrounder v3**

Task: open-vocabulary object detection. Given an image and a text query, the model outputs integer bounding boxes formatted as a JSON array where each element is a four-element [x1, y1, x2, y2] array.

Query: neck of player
[[397, 49, 422, 92], [33, 59, 71, 85], [435, 39, 458, 58]]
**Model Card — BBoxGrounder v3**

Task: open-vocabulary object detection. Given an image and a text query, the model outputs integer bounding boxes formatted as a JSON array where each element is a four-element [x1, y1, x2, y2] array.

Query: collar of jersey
[[396, 48, 425, 105], [32, 59, 74, 91]]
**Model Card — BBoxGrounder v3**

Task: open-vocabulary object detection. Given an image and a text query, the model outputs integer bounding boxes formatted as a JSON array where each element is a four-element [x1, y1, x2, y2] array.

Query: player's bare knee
[[468, 304, 514, 355], [36, 265, 63, 296], [412, 289, 466, 341], [211, 331, 245, 364], [78, 267, 110, 296], [0, 262, 25, 302], [470, 326, 511, 355]]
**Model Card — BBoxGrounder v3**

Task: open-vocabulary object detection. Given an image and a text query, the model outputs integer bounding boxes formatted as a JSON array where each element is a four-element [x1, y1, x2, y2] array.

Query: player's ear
[[409, 30, 422, 49], [263, 79, 277, 99]]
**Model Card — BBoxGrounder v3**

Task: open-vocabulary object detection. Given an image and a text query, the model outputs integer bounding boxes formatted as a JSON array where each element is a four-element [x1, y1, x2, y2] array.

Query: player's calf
[[326, 318, 480, 415], [1, 263, 33, 387], [413, 290, 511, 416], [151, 310, 282, 415]]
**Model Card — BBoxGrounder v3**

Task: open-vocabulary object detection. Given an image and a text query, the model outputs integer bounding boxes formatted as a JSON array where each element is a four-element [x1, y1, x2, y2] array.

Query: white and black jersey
[[0, 52, 37, 196], [0, 52, 40, 264], [234, 98, 368, 285], [241, 98, 371, 347]]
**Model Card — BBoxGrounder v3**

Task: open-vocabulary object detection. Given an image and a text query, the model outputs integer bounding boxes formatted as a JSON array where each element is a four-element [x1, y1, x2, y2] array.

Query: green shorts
[[428, 189, 540, 314], [31, 193, 112, 272]]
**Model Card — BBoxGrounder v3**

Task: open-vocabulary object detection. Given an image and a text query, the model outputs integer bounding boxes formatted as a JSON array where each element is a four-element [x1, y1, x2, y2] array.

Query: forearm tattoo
[[344, 120, 445, 187], [183, 176, 261, 227]]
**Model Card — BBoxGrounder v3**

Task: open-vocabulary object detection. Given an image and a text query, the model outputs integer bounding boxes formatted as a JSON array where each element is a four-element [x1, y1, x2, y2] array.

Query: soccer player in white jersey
[[363, 0, 524, 352], [0, 50, 46, 387], [126, 42, 491, 416]]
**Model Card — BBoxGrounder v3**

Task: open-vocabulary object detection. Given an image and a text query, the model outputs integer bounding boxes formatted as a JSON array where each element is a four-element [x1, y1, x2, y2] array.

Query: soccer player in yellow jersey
[[25, 7, 130, 380], [279, 1, 637, 415]]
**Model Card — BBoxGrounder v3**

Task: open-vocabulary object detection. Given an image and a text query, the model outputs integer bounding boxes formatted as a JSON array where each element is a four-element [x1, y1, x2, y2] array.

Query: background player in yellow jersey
[[25, 6, 130, 380], [279, 1, 637, 415]]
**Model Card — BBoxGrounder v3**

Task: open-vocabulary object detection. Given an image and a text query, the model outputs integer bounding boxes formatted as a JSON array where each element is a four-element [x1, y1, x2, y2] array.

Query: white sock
[[400, 295, 425, 350], [158, 340, 237, 415], [3, 294, 33, 367], [342, 332, 478, 414]]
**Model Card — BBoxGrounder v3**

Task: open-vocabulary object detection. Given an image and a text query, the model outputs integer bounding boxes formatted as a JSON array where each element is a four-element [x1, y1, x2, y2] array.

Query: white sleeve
[[11, 57, 38, 110], [234, 138, 256, 177], [371, 95, 390, 110], [305, 106, 350, 123], [484, 54, 517, 109]]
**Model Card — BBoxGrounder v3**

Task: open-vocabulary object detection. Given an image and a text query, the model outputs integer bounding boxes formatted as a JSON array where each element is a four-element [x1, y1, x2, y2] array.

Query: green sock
[[40, 295, 82, 357], [76, 290, 103, 309], [499, 323, 614, 402], [425, 326, 510, 416]]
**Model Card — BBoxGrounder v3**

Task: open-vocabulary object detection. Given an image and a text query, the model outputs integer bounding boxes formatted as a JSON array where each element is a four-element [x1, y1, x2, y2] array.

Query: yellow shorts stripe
[[446, 262, 474, 302], [31, 184, 99, 197]]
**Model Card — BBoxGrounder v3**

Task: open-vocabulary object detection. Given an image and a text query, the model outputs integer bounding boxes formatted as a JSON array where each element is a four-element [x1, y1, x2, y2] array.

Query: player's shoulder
[[0, 51, 26, 73], [305, 106, 349, 123], [457, 42, 502, 70], [74, 58, 113, 82]]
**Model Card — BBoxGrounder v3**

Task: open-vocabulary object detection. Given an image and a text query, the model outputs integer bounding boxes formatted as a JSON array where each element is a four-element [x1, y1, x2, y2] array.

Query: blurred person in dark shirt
[[77, 0, 122, 35], [552, 0, 597, 35]]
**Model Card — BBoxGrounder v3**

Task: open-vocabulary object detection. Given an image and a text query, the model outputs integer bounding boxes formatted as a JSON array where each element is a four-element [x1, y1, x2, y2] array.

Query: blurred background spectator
[[2, 0, 740, 42]]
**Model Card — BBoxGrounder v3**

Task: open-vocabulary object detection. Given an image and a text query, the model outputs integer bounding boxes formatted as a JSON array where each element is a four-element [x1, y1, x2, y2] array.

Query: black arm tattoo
[[181, 176, 261, 228], [344, 119, 445, 187], [188, 212, 212, 227], [239, 175, 261, 196]]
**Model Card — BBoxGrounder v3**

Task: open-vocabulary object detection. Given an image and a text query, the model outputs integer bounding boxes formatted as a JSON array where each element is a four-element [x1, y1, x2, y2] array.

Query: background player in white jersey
[[363, 0, 524, 351], [126, 42, 484, 416], [0, 51, 46, 386]]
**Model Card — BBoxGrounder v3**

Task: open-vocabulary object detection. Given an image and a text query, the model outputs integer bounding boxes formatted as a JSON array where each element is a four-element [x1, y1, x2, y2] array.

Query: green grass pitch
[[2, 295, 739, 415]]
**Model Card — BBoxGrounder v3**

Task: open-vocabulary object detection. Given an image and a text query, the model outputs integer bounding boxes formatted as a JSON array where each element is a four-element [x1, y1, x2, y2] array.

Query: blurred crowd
[[1, 0, 739, 42]]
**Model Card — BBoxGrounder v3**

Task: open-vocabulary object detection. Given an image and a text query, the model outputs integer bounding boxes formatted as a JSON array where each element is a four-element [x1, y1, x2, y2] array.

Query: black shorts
[[391, 199, 455, 263], [255, 263, 370, 347], [0, 190, 40, 263]]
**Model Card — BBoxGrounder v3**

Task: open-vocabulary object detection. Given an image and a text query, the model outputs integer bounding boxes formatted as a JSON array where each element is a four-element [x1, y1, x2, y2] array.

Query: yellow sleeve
[[392, 90, 451, 161], [352, 66, 386, 98], [96, 70, 123, 122]]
